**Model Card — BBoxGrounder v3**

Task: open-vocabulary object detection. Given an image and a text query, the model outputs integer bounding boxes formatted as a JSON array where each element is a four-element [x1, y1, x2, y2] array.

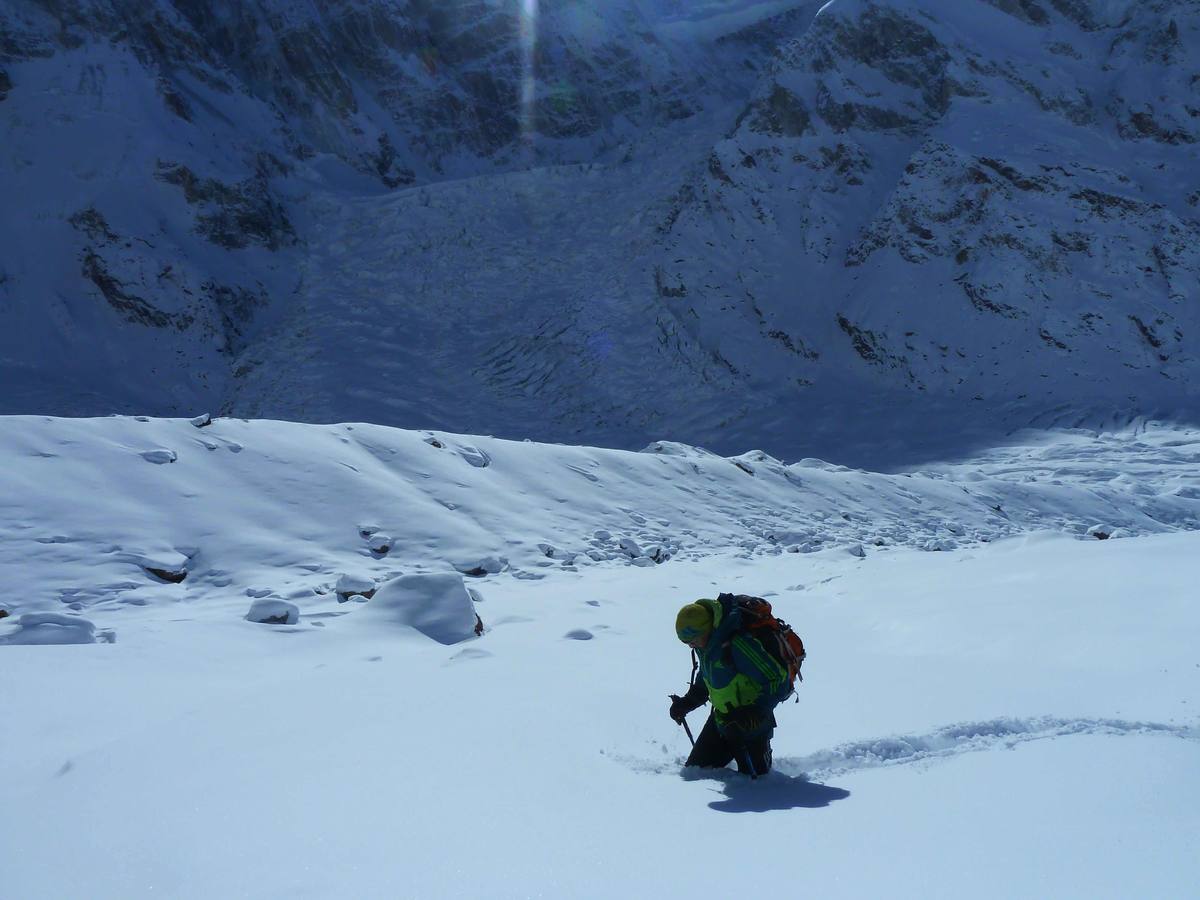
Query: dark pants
[[685, 713, 773, 776]]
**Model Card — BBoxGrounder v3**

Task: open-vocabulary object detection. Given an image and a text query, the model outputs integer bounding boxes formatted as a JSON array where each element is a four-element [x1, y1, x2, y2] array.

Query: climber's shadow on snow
[[689, 769, 850, 813]]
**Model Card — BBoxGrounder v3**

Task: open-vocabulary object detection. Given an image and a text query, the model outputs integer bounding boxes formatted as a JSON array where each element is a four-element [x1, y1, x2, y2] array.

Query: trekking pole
[[733, 743, 759, 780], [669, 694, 695, 746]]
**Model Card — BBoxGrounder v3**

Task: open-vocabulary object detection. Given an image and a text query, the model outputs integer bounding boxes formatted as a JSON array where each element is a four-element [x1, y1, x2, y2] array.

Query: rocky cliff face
[[3, 0, 739, 183], [1, 0, 753, 416], [654, 0, 1200, 433], [1, 0, 1197, 464]]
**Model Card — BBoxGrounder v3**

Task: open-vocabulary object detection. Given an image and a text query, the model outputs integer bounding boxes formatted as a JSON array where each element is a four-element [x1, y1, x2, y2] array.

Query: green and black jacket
[[682, 595, 791, 725]]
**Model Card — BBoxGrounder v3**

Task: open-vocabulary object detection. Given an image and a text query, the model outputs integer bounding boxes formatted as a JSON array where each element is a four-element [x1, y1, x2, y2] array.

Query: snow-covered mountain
[[2, 0, 1197, 465], [656, 0, 1200, 451]]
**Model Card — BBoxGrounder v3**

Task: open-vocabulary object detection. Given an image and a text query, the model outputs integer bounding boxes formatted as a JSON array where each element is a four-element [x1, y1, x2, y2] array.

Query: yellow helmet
[[675, 602, 713, 643]]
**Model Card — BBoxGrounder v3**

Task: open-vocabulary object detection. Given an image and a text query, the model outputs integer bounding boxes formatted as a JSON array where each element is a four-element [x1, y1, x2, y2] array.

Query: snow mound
[[134, 549, 191, 582], [245, 598, 299, 625], [335, 573, 376, 600], [140, 448, 177, 464], [453, 556, 505, 577], [366, 533, 393, 554], [0, 612, 112, 645], [363, 573, 481, 644]]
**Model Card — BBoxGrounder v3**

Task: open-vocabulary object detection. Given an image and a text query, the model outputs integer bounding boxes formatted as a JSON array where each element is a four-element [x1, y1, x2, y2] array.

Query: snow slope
[[5, 414, 1200, 624], [2, 415, 1199, 897]]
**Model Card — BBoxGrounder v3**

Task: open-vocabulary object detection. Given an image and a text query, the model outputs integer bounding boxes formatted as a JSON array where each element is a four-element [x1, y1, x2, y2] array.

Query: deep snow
[[2, 415, 1198, 898]]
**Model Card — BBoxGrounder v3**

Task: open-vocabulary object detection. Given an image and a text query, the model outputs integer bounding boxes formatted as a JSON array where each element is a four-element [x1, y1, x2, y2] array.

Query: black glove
[[669, 682, 708, 723], [669, 695, 691, 723]]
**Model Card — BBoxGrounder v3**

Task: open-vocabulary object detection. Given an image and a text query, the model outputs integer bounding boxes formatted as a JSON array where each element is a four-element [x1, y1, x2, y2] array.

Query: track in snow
[[778, 716, 1200, 779], [620, 716, 1199, 781]]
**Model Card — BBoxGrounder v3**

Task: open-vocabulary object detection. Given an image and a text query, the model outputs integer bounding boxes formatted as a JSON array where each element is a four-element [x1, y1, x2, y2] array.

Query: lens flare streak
[[519, 0, 539, 150]]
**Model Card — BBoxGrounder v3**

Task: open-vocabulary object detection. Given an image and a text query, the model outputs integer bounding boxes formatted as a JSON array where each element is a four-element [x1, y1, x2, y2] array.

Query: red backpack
[[718, 592, 807, 697]]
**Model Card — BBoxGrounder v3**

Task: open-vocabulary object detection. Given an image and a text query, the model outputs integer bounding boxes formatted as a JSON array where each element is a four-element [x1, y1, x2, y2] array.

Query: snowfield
[[2, 415, 1198, 898]]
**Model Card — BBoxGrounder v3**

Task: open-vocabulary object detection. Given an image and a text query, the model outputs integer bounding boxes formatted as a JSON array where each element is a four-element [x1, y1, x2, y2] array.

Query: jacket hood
[[696, 596, 741, 646]]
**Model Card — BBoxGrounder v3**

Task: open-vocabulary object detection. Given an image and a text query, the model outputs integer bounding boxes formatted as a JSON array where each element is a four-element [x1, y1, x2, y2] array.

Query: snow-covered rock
[[245, 599, 299, 625], [335, 573, 376, 601], [362, 573, 481, 645], [134, 550, 190, 583], [454, 555, 506, 577], [140, 449, 178, 465], [0, 612, 110, 645], [366, 534, 393, 554]]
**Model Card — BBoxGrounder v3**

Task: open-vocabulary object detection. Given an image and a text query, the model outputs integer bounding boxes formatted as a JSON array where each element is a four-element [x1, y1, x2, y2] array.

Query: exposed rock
[[156, 161, 295, 251], [144, 565, 187, 583], [82, 251, 191, 331], [201, 281, 269, 355], [370, 133, 415, 188], [68, 207, 119, 244], [748, 83, 812, 137]]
